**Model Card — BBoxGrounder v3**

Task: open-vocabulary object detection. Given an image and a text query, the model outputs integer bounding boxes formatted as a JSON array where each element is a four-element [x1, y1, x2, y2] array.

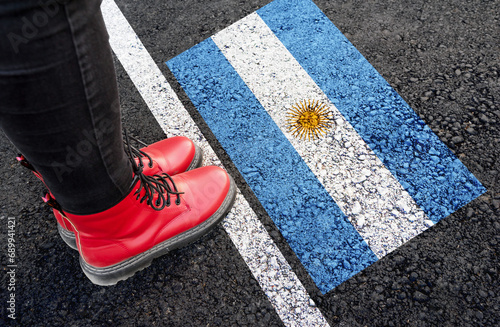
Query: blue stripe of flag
[[167, 39, 378, 293], [258, 0, 486, 223]]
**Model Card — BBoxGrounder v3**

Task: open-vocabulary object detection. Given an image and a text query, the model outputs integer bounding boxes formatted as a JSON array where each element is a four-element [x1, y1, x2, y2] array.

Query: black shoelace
[[124, 130, 183, 211], [123, 133, 154, 170], [22, 131, 183, 214]]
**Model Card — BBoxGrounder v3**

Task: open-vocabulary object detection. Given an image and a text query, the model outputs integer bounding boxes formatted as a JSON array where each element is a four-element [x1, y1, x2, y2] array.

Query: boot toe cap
[[144, 136, 197, 175], [176, 166, 232, 218]]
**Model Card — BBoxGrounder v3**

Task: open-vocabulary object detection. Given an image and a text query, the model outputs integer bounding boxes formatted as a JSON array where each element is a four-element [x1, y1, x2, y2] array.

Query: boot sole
[[57, 224, 78, 250], [186, 144, 203, 171], [57, 145, 204, 252], [79, 174, 237, 286]]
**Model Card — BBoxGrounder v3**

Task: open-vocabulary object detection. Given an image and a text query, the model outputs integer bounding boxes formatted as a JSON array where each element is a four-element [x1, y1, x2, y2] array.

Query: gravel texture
[[1, 0, 499, 326]]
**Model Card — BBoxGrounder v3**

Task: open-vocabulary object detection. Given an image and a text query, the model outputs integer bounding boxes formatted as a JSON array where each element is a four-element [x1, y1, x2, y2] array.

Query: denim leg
[[0, 0, 133, 214]]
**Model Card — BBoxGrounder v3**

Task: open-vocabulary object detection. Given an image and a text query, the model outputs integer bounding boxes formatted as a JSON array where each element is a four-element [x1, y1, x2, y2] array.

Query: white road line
[[212, 13, 429, 258], [101, 1, 330, 326]]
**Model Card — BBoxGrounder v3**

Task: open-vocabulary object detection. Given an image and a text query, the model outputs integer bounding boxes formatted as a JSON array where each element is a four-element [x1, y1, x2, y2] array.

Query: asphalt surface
[[1, 0, 499, 326]]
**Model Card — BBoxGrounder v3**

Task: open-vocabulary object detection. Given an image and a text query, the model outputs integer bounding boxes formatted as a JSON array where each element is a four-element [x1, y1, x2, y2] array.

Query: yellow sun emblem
[[286, 100, 333, 141]]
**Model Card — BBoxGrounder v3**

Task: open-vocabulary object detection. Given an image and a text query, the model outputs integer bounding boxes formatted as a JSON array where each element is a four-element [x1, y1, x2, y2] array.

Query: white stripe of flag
[[211, 13, 429, 258]]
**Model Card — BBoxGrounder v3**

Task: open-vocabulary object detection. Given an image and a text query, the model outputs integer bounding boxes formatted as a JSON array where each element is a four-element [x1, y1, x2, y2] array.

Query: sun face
[[286, 100, 333, 141]]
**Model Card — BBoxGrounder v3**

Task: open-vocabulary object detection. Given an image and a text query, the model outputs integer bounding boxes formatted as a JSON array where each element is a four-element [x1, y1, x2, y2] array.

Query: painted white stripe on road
[[101, 1, 330, 326], [212, 13, 429, 258]]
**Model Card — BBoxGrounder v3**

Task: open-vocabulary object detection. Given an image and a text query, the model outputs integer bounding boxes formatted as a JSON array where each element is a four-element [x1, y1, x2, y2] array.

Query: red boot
[[61, 166, 236, 285], [124, 134, 203, 176], [18, 135, 203, 250]]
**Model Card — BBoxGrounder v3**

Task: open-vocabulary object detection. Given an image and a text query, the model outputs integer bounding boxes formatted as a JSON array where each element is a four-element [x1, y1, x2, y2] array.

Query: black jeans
[[0, 0, 133, 214]]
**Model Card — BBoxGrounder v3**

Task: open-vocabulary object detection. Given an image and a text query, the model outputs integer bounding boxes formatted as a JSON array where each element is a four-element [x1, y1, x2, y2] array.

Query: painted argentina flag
[[167, 0, 486, 293]]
